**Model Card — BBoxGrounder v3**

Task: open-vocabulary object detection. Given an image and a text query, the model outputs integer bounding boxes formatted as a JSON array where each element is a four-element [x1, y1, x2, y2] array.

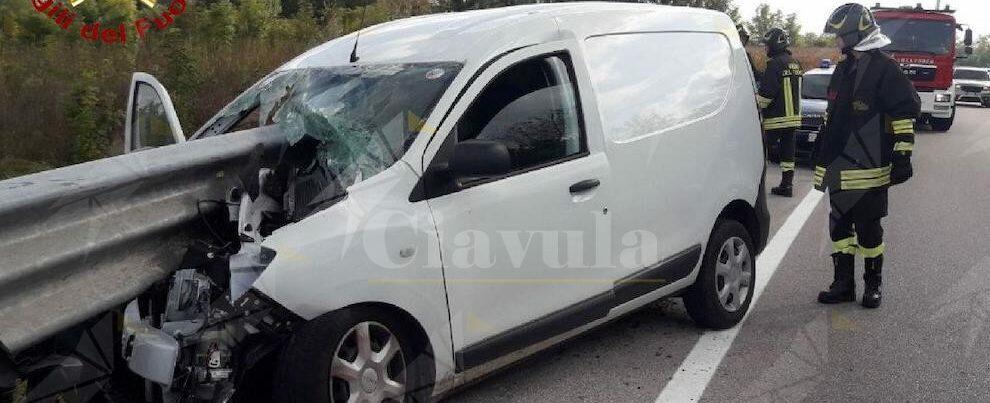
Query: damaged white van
[[120, 3, 769, 402]]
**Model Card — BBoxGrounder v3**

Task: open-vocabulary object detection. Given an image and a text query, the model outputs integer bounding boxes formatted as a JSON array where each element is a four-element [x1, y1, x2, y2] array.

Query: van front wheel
[[683, 219, 756, 330], [274, 306, 433, 403]]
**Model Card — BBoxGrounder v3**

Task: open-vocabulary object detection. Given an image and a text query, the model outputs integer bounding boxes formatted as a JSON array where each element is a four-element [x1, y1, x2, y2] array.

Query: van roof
[[280, 2, 731, 70]]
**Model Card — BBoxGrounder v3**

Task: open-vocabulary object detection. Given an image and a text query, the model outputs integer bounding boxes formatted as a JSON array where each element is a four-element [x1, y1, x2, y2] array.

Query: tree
[[656, 0, 740, 21], [0, 0, 60, 43], [237, 0, 278, 38], [202, 0, 238, 43], [746, 3, 783, 42], [435, 0, 539, 11], [799, 32, 836, 47], [957, 35, 990, 68], [74, 0, 136, 26], [434, 0, 740, 20], [783, 12, 800, 42], [66, 69, 110, 163]]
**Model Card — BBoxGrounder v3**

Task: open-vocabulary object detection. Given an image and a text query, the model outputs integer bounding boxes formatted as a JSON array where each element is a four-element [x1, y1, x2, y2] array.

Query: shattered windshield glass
[[193, 63, 462, 194]]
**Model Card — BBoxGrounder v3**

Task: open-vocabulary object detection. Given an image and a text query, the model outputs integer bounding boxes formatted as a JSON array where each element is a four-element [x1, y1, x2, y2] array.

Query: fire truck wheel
[[931, 107, 955, 132]]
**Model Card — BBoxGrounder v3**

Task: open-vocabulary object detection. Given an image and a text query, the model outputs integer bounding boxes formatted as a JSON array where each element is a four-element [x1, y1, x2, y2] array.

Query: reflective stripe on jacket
[[758, 51, 803, 131], [812, 50, 920, 192]]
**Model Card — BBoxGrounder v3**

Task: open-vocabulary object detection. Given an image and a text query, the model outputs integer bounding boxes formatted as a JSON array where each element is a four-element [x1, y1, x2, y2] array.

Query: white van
[[121, 3, 769, 401]]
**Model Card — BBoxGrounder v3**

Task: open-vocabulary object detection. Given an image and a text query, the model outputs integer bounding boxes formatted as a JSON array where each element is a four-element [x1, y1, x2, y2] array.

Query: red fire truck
[[873, 3, 973, 131]]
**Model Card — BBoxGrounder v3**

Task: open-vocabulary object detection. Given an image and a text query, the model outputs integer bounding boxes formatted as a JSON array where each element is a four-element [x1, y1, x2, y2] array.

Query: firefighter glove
[[890, 154, 913, 185]]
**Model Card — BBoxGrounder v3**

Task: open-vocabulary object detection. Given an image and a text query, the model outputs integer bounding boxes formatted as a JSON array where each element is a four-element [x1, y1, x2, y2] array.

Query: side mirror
[[449, 139, 512, 179], [963, 29, 974, 55], [124, 73, 185, 153]]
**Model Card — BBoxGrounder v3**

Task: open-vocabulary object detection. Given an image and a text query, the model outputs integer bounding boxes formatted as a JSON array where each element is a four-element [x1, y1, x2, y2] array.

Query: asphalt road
[[446, 104, 990, 402]]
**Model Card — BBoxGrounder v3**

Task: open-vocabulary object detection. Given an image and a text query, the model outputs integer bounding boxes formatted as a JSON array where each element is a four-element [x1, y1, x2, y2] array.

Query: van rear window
[[584, 32, 732, 142]]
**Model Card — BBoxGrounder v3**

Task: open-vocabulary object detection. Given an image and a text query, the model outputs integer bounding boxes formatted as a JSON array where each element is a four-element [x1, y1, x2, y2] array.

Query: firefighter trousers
[[829, 189, 888, 259], [769, 128, 796, 173]]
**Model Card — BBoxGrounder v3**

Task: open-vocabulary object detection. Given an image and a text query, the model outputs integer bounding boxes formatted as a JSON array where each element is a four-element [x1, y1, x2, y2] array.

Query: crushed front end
[[120, 169, 303, 402]]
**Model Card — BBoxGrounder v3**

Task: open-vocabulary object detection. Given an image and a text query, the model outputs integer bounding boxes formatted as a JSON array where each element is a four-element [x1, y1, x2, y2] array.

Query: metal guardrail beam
[[0, 127, 283, 353]]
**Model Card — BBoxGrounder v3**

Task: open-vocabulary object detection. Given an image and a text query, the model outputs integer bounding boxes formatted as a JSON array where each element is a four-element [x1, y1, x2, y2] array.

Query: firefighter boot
[[771, 170, 794, 197], [862, 256, 883, 309], [818, 254, 856, 304]]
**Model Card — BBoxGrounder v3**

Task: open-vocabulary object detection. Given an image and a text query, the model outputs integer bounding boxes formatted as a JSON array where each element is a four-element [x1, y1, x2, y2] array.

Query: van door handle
[[569, 179, 601, 194]]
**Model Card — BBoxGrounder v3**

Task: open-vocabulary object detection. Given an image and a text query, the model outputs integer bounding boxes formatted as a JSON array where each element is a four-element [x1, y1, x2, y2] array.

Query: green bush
[[0, 158, 53, 180]]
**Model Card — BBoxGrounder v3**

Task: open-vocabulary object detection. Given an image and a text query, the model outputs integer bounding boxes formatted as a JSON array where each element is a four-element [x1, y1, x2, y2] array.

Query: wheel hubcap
[[715, 237, 752, 312], [360, 368, 378, 394], [329, 321, 407, 403]]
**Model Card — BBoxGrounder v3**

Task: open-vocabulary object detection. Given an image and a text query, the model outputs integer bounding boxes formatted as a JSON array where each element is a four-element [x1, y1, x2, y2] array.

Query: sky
[[734, 0, 990, 38]]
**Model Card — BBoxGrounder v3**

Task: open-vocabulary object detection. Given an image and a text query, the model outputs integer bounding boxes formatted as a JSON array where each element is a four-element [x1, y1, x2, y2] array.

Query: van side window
[[584, 32, 733, 142], [132, 83, 178, 148], [456, 55, 585, 171]]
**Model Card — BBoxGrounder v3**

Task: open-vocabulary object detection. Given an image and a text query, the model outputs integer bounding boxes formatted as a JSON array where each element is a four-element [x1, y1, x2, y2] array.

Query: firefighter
[[756, 27, 802, 197], [815, 3, 920, 308], [737, 23, 762, 83]]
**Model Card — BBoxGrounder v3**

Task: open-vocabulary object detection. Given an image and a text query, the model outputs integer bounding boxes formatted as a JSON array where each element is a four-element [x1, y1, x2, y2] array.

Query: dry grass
[[748, 46, 842, 72]]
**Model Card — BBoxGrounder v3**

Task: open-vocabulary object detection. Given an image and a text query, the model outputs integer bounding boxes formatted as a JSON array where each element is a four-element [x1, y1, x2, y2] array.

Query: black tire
[[274, 306, 434, 403], [931, 107, 955, 132], [683, 219, 756, 330], [982, 98, 990, 108]]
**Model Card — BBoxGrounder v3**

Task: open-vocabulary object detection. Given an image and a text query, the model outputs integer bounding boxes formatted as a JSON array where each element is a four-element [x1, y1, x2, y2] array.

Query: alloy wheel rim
[[714, 237, 752, 313], [329, 321, 407, 403]]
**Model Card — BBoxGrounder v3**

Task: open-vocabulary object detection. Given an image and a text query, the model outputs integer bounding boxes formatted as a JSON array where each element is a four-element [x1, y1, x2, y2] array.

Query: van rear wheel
[[683, 219, 756, 330]]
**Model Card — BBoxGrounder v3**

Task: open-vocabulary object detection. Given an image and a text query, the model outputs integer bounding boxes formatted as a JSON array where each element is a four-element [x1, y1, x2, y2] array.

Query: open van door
[[124, 73, 185, 153]]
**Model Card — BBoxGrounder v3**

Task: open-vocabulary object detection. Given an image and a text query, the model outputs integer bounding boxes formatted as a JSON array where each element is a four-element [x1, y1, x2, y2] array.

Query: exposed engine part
[[163, 269, 213, 338], [237, 168, 281, 244], [229, 244, 277, 303], [122, 166, 301, 402], [123, 303, 179, 386]]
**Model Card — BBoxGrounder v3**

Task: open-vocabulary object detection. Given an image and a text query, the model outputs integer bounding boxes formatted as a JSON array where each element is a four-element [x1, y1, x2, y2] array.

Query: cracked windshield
[[199, 63, 461, 194]]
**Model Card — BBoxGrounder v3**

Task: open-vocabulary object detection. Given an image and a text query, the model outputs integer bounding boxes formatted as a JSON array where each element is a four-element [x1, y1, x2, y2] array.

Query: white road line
[[656, 189, 825, 403]]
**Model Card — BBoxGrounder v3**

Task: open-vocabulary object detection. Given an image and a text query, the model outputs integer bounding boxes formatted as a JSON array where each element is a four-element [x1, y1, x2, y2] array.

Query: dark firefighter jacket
[[757, 51, 802, 131], [813, 50, 921, 192]]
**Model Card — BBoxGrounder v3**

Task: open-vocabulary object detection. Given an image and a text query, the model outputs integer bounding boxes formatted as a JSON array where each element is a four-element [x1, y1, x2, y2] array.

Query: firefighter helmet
[[764, 27, 790, 55], [824, 3, 880, 51]]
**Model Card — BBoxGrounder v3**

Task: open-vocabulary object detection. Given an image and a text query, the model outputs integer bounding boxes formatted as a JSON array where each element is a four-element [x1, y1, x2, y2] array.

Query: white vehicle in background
[[117, 4, 769, 402], [793, 60, 835, 162], [953, 66, 990, 107]]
